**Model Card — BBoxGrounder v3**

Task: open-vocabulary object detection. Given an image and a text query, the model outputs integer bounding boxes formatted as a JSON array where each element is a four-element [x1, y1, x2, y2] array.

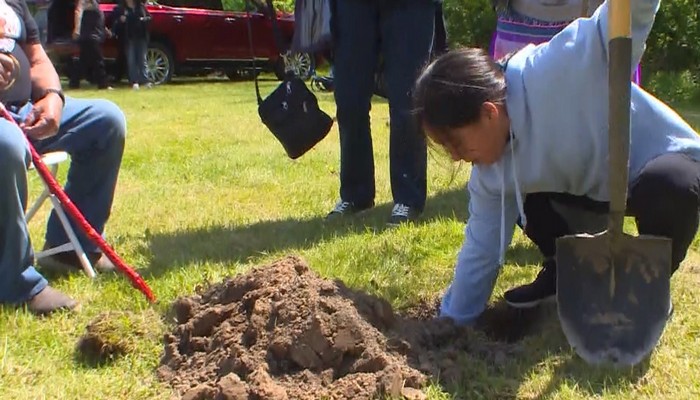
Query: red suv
[[45, 0, 313, 84]]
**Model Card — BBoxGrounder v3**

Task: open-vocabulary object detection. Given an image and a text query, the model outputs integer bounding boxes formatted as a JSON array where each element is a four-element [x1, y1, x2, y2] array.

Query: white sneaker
[[132, 83, 140, 90]]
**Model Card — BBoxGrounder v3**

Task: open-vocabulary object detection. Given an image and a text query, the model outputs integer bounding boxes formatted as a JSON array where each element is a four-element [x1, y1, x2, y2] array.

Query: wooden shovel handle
[[608, 0, 633, 237], [609, 0, 631, 38]]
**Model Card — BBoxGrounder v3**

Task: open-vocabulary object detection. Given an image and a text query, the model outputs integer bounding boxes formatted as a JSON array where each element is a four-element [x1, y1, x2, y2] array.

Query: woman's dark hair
[[413, 48, 508, 135]]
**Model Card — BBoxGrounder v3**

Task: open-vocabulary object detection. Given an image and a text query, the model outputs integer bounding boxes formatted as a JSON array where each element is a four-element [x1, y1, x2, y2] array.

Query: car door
[[210, 9, 249, 61], [160, 6, 213, 61], [213, 11, 251, 60]]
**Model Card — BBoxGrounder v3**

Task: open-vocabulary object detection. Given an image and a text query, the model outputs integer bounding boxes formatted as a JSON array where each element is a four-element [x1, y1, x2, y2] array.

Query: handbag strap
[[245, 2, 263, 105], [246, 0, 291, 105]]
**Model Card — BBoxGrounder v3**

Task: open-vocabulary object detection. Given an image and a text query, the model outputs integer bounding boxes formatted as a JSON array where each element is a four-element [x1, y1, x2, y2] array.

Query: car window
[[157, 0, 224, 10]]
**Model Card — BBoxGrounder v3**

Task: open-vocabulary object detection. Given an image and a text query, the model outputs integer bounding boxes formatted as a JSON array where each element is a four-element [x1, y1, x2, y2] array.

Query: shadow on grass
[[455, 300, 652, 398], [143, 188, 468, 277]]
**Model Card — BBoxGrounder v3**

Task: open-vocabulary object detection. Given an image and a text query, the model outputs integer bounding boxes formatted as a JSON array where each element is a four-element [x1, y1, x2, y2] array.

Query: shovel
[[554, 0, 672, 367]]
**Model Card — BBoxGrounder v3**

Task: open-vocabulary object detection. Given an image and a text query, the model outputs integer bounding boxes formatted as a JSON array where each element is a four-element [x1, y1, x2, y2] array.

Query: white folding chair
[[26, 151, 96, 278]]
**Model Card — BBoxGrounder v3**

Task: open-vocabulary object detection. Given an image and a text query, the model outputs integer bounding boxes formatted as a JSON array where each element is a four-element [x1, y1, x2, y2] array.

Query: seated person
[[0, 0, 126, 315]]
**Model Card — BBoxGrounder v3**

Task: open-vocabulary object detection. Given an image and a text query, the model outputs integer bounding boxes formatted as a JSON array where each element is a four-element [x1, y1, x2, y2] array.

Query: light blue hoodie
[[440, 0, 700, 326]]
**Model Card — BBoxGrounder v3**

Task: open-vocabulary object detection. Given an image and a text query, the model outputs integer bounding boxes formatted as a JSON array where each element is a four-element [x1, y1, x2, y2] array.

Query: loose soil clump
[[158, 256, 525, 400], [76, 310, 163, 366]]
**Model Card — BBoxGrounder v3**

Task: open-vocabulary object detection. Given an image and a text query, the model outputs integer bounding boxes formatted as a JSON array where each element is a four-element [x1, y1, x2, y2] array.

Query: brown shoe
[[37, 245, 116, 274], [27, 286, 79, 316]]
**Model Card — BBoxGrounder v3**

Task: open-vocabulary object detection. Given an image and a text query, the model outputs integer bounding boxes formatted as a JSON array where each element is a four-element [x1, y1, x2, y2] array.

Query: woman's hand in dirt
[[21, 93, 63, 141]]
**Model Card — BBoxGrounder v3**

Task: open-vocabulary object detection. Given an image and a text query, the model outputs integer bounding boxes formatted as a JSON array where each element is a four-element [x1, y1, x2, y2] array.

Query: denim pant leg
[[380, 0, 435, 211], [31, 97, 127, 253], [135, 39, 149, 84], [127, 38, 149, 84], [333, 0, 380, 206], [0, 119, 47, 303]]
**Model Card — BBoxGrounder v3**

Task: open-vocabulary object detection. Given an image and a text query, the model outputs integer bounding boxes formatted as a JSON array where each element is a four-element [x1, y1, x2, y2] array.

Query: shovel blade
[[556, 232, 672, 367]]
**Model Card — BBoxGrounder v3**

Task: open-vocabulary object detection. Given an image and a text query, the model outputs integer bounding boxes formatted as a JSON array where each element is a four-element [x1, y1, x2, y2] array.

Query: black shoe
[[504, 259, 557, 308], [387, 203, 420, 226], [326, 200, 373, 219], [37, 243, 115, 274]]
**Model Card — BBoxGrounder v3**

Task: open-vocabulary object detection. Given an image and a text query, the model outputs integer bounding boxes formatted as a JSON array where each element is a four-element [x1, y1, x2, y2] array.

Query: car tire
[[146, 42, 174, 85], [274, 51, 312, 81]]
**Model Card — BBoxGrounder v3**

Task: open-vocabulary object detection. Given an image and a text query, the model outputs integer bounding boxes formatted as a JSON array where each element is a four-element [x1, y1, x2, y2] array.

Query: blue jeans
[[126, 38, 149, 84], [0, 97, 126, 304], [34, 9, 49, 46], [332, 0, 435, 210]]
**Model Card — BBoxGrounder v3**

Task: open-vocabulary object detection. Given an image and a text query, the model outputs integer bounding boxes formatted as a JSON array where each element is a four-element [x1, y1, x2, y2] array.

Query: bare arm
[[21, 42, 63, 140], [73, 0, 83, 39]]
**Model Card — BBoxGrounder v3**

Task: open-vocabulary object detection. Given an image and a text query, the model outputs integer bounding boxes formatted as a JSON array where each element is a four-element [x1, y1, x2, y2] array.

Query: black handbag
[[246, 0, 333, 160]]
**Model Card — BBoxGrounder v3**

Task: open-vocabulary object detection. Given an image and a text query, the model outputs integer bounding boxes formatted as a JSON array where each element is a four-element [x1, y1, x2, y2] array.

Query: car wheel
[[146, 42, 174, 84], [275, 51, 312, 80]]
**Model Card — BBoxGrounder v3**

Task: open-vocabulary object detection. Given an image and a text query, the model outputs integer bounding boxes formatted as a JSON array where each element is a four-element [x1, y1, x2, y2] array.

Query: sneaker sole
[[505, 294, 556, 309]]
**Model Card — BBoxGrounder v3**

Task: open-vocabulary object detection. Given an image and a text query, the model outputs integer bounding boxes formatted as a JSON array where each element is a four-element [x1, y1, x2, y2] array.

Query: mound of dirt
[[157, 256, 522, 400]]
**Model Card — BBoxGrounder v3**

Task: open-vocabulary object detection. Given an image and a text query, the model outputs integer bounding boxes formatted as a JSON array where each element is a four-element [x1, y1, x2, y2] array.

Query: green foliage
[[443, 0, 496, 49], [644, 70, 700, 106], [441, 0, 700, 96], [222, 0, 293, 12], [645, 0, 700, 75]]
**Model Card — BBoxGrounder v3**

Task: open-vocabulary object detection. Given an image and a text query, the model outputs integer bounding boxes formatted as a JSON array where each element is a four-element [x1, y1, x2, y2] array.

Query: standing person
[[112, 0, 150, 89], [326, 0, 440, 226], [32, 0, 51, 45], [69, 0, 111, 89], [413, 0, 699, 325], [489, 0, 641, 83], [490, 0, 604, 59], [0, 0, 127, 315], [109, 2, 127, 84]]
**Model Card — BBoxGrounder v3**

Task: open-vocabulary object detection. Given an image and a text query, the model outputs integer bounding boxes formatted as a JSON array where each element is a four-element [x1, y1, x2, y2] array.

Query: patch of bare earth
[[157, 256, 526, 400]]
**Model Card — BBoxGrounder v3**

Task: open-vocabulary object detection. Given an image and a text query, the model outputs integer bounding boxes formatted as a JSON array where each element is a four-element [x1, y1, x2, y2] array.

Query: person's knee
[[90, 99, 127, 148], [334, 93, 372, 125], [0, 123, 29, 174], [631, 154, 700, 209]]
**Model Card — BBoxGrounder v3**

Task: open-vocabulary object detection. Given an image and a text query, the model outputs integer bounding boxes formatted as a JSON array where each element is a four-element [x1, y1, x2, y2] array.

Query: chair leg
[[28, 152, 96, 278], [25, 164, 58, 222], [35, 194, 97, 279]]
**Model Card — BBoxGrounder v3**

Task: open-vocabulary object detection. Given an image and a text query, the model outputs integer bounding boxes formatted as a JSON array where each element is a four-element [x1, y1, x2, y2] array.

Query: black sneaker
[[387, 203, 420, 226], [504, 259, 557, 308], [326, 200, 373, 219]]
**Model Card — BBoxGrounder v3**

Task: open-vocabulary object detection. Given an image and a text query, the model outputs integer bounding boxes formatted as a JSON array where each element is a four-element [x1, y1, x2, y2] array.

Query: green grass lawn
[[1, 77, 699, 400]]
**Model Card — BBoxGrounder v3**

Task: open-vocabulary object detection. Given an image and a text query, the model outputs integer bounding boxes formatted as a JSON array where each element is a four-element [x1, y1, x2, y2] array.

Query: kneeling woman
[[414, 0, 700, 325]]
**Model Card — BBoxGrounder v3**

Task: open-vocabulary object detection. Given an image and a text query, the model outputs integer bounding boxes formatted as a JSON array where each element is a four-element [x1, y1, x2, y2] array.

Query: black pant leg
[[628, 153, 700, 272]]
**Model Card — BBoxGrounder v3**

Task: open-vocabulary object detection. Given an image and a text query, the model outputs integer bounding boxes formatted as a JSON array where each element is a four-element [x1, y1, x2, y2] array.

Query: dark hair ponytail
[[413, 48, 508, 135]]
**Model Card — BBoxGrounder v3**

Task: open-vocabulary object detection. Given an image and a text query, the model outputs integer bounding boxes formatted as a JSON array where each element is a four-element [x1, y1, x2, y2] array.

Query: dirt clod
[[76, 310, 163, 366], [158, 256, 521, 399]]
